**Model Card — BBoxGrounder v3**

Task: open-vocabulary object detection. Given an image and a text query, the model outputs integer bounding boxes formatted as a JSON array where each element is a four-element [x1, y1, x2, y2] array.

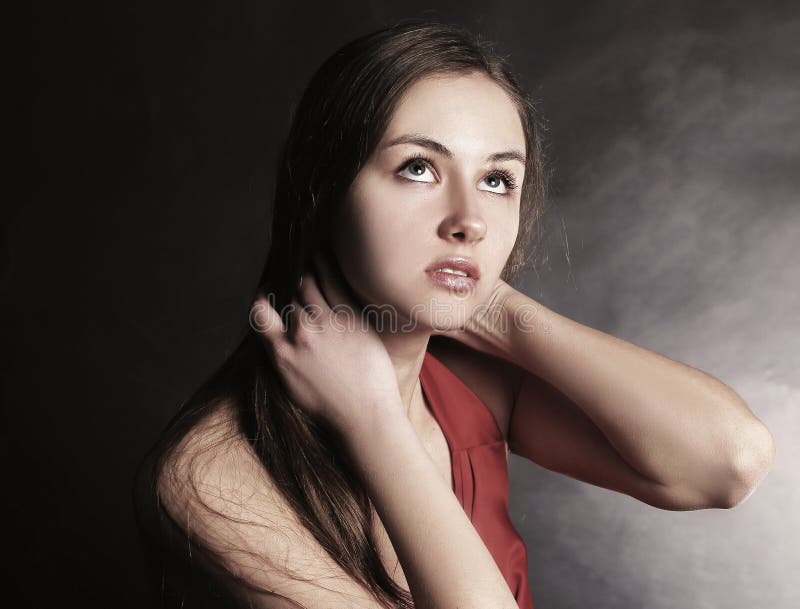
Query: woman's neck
[[378, 329, 432, 419]]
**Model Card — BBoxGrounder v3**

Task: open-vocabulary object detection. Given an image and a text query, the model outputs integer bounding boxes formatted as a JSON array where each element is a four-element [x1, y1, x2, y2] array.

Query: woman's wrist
[[498, 286, 546, 367], [335, 394, 409, 450], [447, 281, 539, 368]]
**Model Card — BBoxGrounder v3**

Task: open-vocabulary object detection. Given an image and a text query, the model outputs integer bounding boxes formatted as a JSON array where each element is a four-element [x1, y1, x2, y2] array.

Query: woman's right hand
[[249, 251, 405, 433]]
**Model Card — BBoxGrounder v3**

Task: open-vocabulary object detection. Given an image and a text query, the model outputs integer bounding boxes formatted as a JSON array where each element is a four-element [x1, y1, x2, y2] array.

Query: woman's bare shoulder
[[157, 401, 283, 520], [427, 337, 526, 442], [156, 402, 387, 609]]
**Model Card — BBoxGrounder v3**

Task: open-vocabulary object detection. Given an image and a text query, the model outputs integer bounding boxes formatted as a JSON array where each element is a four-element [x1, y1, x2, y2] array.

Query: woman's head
[[332, 70, 527, 333], [261, 19, 550, 328]]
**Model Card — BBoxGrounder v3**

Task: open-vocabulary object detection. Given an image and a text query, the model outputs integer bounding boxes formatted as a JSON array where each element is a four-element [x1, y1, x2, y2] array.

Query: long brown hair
[[134, 17, 551, 609]]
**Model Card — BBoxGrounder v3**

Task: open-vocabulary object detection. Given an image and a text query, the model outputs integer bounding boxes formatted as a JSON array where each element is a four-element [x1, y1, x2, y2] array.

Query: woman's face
[[331, 71, 526, 333]]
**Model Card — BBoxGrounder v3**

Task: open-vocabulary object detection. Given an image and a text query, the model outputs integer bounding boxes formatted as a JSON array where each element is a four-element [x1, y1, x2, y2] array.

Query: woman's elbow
[[722, 424, 776, 508]]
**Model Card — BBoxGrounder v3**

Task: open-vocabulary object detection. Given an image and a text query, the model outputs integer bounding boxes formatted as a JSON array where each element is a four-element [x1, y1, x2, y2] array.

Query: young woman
[[135, 18, 775, 609]]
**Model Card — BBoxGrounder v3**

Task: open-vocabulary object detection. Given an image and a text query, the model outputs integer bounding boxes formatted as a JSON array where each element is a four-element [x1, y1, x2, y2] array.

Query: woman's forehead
[[380, 73, 526, 158]]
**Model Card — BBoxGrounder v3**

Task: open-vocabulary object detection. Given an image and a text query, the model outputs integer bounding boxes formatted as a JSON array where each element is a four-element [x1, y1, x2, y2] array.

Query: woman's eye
[[480, 174, 510, 195], [479, 171, 518, 195], [397, 157, 436, 183]]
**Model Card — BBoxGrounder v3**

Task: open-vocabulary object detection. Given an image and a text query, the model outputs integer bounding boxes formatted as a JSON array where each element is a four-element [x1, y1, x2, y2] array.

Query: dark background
[[12, 1, 798, 607]]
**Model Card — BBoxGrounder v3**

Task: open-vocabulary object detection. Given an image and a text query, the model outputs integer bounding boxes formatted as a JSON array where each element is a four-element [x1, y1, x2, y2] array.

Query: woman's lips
[[425, 269, 478, 292]]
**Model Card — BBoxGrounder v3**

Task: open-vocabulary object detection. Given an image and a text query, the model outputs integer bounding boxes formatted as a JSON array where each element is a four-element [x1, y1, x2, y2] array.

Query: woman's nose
[[437, 186, 487, 244]]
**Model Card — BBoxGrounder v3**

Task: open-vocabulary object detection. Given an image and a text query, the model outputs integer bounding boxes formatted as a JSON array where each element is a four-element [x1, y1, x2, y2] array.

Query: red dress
[[419, 350, 535, 609]]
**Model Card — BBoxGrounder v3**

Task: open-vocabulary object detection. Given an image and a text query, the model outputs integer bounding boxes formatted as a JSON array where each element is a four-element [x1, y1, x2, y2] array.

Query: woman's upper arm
[[157, 420, 389, 609], [507, 371, 700, 509]]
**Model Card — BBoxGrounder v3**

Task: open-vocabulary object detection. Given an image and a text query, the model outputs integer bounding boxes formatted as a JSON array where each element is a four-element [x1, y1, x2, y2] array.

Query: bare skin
[[248, 68, 528, 607]]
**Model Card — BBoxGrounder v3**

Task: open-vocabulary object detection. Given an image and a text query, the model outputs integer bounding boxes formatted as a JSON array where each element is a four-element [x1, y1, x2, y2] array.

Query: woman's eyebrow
[[382, 133, 526, 166]]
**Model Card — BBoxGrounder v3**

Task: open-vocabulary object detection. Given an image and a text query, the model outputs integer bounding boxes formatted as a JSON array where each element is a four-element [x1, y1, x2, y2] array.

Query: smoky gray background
[[16, 0, 797, 607], [370, 1, 799, 608]]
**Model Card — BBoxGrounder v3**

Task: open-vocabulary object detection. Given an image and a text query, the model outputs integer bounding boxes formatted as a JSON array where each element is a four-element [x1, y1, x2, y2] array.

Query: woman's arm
[[440, 281, 776, 509], [243, 258, 519, 608], [157, 400, 519, 609], [341, 401, 519, 609]]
